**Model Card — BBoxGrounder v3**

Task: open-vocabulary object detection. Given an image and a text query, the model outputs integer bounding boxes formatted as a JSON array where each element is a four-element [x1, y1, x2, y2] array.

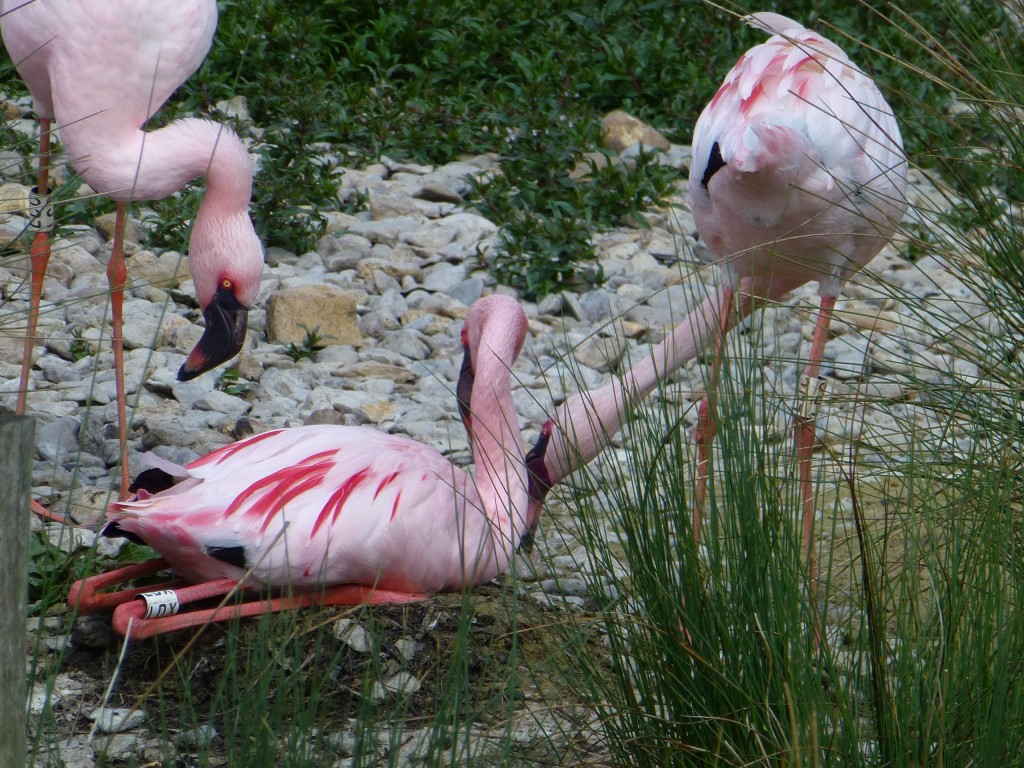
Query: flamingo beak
[[177, 285, 248, 381], [519, 421, 553, 553], [456, 344, 474, 441]]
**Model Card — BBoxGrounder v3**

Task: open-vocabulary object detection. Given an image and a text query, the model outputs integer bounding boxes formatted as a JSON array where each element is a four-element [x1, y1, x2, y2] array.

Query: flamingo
[[685, 12, 908, 583], [524, 14, 908, 587], [97, 296, 531, 604], [1, 0, 264, 499]]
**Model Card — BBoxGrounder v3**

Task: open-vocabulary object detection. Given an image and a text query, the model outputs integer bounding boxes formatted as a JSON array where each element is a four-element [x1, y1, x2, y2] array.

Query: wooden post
[[0, 416, 33, 767]]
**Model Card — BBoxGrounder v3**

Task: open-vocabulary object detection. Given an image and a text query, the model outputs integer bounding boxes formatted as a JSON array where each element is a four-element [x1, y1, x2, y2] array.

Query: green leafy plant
[[216, 366, 251, 397], [473, 116, 677, 298], [286, 325, 331, 361], [68, 327, 92, 362]]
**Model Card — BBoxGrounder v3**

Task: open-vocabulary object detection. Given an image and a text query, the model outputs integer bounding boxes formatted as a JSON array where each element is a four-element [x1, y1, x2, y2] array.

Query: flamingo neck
[[467, 339, 529, 561], [542, 290, 728, 485], [60, 116, 254, 210]]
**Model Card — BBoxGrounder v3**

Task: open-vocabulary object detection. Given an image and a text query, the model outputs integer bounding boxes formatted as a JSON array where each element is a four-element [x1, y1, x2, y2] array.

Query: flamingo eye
[[221, 278, 234, 292]]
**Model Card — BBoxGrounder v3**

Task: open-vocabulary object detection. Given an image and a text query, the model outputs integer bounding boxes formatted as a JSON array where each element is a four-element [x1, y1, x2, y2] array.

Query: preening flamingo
[[1, 0, 264, 498], [100, 295, 531, 600], [687, 12, 908, 580]]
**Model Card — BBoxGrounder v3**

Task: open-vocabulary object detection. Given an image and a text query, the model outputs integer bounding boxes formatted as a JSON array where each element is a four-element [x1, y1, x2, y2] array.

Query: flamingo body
[[689, 12, 907, 298], [684, 13, 909, 589], [1, 0, 263, 377], [107, 296, 532, 594]]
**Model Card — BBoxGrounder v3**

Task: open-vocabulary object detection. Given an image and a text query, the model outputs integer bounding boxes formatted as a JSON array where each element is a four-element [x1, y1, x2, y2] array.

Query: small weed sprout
[[286, 325, 332, 361]]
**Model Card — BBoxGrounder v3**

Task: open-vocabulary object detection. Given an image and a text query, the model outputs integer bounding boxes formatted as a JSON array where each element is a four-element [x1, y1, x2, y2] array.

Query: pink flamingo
[[686, 13, 907, 581], [1, 0, 264, 498], [71, 295, 531, 635]]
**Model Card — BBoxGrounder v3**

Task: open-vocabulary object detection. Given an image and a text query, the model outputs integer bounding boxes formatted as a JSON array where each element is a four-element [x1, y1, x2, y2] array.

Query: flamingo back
[[689, 13, 908, 297], [1, 0, 217, 128]]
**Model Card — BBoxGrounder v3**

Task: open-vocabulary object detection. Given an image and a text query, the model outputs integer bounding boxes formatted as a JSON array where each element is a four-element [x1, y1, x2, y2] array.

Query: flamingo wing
[[108, 425, 484, 592]]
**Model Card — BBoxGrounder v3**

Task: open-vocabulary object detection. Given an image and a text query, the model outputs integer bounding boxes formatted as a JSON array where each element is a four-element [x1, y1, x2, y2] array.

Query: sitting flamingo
[[102, 295, 533, 596]]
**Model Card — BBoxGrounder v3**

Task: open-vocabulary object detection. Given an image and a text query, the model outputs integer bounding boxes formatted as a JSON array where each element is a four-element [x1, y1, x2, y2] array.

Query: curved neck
[[60, 116, 253, 210], [467, 336, 529, 563], [542, 289, 729, 485]]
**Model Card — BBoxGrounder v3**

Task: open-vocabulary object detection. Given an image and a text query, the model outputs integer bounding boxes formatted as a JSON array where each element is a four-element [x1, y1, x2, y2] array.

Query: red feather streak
[[374, 471, 400, 499], [224, 460, 333, 525], [310, 466, 373, 538], [189, 428, 285, 469]]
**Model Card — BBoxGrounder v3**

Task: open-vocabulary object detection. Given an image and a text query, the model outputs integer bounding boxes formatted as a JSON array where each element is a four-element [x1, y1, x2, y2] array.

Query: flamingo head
[[518, 420, 553, 552], [178, 276, 250, 381], [456, 332, 474, 437], [177, 216, 264, 381]]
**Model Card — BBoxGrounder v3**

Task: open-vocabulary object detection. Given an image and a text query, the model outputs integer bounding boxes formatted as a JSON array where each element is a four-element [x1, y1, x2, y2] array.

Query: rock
[[173, 724, 221, 750], [36, 415, 81, 462], [94, 211, 146, 244], [0, 181, 30, 213], [213, 94, 251, 123], [573, 328, 628, 373], [71, 613, 119, 650], [266, 284, 362, 346], [127, 249, 188, 292], [371, 672, 422, 702], [421, 262, 467, 292], [56, 735, 95, 768], [600, 110, 671, 153], [89, 706, 147, 734], [448, 277, 485, 306], [193, 389, 253, 418], [334, 618, 372, 653]]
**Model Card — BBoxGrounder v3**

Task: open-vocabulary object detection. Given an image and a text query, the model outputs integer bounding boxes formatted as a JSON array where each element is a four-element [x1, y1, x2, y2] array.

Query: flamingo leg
[[17, 117, 52, 417], [106, 201, 131, 500], [19, 120, 71, 525], [692, 285, 734, 544], [793, 295, 836, 588], [108, 577, 426, 640]]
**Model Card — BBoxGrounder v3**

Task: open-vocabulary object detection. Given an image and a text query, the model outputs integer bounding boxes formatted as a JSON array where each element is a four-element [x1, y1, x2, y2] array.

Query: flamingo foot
[[31, 499, 69, 524], [68, 559, 428, 640]]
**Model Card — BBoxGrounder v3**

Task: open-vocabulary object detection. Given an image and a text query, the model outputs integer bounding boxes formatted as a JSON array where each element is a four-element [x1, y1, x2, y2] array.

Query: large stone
[[0, 181, 29, 213], [266, 284, 362, 347], [94, 212, 146, 245], [600, 110, 671, 153], [127, 249, 189, 292]]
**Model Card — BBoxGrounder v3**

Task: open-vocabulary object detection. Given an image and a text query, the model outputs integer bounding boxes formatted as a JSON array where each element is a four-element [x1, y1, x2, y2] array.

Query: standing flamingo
[[97, 296, 530, 609], [1, 0, 264, 498], [687, 13, 908, 581]]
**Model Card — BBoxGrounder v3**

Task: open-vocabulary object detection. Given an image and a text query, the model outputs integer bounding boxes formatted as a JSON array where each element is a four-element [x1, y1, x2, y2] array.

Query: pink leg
[[112, 580, 428, 639], [67, 558, 181, 614], [107, 202, 131, 500], [692, 286, 734, 544], [17, 118, 52, 416], [20, 120, 70, 524], [794, 295, 837, 588]]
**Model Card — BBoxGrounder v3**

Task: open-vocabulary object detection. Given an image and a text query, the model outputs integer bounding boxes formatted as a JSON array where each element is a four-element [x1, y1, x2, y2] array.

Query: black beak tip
[[176, 292, 249, 381]]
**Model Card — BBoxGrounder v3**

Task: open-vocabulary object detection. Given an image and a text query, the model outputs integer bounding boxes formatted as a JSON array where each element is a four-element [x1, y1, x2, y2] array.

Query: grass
[[5, 0, 1024, 765]]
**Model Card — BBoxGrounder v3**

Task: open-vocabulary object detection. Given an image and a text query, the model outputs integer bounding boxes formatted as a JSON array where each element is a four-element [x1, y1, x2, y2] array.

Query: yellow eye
[[221, 278, 234, 291]]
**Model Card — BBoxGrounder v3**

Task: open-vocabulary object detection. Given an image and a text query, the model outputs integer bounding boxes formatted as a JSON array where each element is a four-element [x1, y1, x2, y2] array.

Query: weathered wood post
[[0, 415, 33, 766]]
